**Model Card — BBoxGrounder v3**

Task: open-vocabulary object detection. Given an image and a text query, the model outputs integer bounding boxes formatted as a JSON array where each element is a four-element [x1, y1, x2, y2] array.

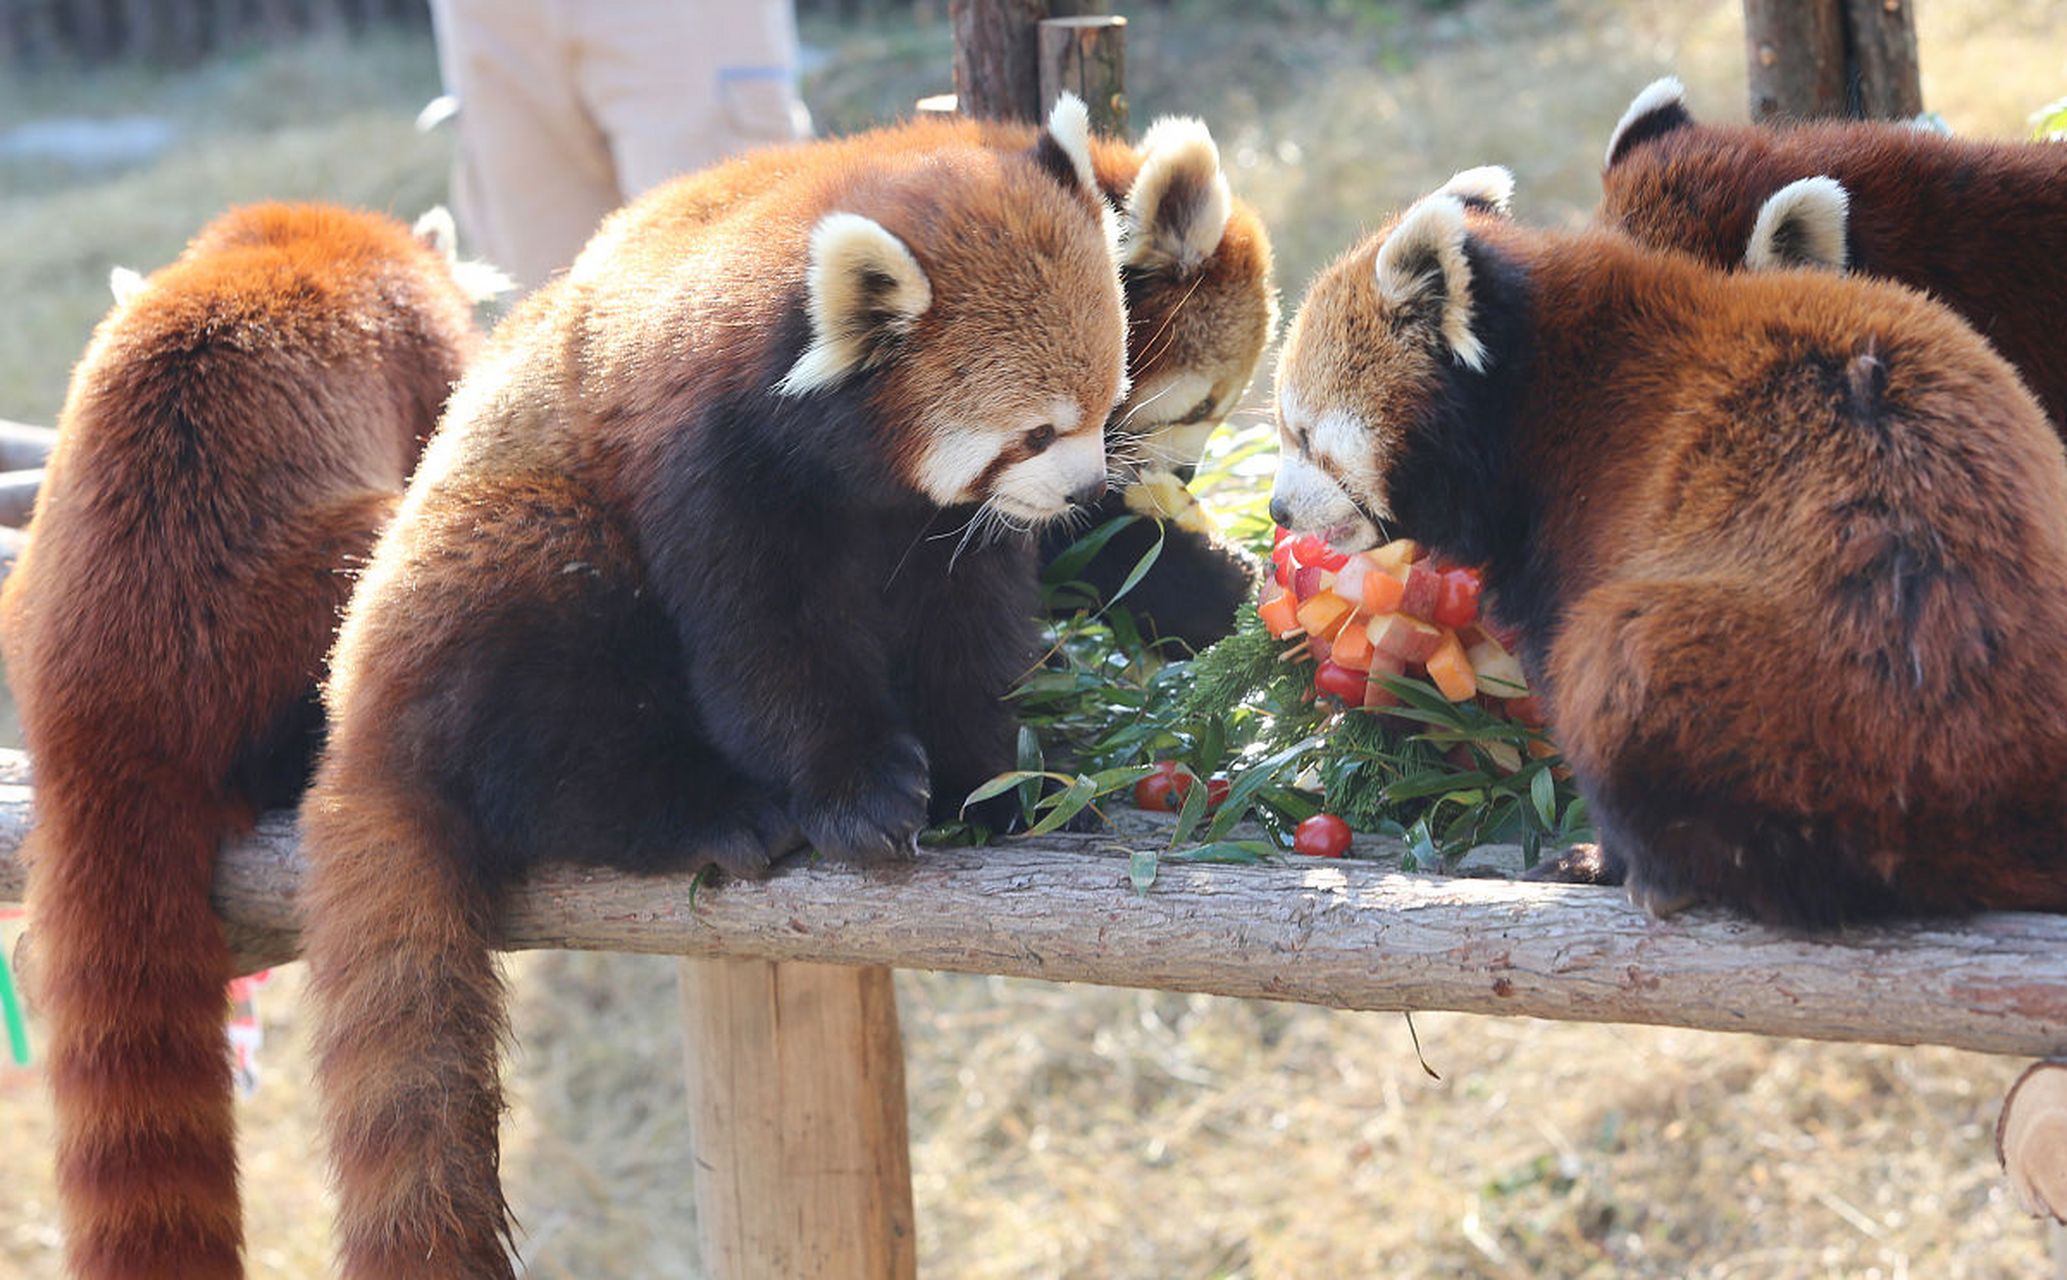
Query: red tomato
[[1290, 533, 1348, 572], [1293, 813, 1353, 858], [1273, 524, 1292, 547], [1270, 539, 1295, 587], [1313, 659, 1365, 703], [1132, 762, 1231, 813], [1433, 568, 1483, 629], [1133, 761, 1185, 811]]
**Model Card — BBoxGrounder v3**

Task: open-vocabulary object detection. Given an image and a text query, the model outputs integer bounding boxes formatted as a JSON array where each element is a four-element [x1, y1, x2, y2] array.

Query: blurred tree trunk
[[952, 0, 1106, 122], [1743, 0, 1922, 122]]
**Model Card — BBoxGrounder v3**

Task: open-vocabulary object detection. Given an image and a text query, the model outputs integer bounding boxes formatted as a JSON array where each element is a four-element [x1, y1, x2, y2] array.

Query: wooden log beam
[[1038, 15, 1126, 136], [3, 749, 2067, 1057]]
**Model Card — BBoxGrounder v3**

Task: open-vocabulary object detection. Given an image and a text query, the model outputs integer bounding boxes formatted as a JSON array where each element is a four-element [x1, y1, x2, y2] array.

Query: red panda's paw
[[1524, 842, 1626, 886], [792, 734, 932, 862], [695, 798, 807, 880]]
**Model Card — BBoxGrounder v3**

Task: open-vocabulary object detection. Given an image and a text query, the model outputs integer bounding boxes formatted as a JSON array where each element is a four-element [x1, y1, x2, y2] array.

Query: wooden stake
[[1038, 15, 1127, 135], [1743, 0, 1846, 122], [1842, 0, 1923, 119], [951, 0, 1109, 123], [679, 958, 916, 1280], [2000, 1060, 2067, 1222]]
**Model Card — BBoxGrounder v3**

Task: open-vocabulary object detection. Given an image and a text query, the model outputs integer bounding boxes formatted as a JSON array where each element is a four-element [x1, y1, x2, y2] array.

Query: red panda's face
[[1102, 119, 1277, 477], [1272, 188, 1491, 552], [776, 107, 1128, 526]]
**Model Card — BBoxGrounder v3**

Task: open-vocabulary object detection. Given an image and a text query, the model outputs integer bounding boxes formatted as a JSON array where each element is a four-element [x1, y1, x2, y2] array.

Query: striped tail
[[29, 767, 242, 1279], [302, 784, 515, 1280]]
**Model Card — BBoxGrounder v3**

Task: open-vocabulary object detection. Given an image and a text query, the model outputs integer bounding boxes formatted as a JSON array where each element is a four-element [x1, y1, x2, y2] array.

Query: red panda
[[636, 108, 1277, 648], [0, 203, 491, 1280], [1596, 76, 2067, 434], [300, 98, 1128, 1277], [1270, 170, 2067, 927]]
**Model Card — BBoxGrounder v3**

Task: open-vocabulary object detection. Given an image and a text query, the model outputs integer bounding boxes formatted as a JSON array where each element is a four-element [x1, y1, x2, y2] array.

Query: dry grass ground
[[3, 2, 2067, 1276]]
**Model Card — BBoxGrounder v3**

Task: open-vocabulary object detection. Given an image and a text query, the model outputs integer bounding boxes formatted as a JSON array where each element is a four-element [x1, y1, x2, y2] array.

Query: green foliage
[[968, 422, 1592, 869], [2032, 95, 2067, 140]]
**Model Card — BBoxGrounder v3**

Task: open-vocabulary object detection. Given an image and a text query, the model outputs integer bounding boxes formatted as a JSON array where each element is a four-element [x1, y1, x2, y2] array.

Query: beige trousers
[[430, 0, 810, 289]]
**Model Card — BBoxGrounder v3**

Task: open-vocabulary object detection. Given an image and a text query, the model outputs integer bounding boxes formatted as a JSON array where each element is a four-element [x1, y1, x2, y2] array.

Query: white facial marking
[[914, 426, 1007, 505], [994, 429, 1106, 521]]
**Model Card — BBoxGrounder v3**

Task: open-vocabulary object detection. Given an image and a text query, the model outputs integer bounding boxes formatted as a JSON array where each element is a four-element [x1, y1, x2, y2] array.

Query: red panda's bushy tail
[[302, 782, 516, 1280], [28, 761, 242, 1280]]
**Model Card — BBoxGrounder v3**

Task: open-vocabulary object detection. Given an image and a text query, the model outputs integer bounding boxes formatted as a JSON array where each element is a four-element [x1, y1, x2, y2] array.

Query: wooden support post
[[951, 0, 1108, 123], [1742, 0, 1922, 122], [1842, 0, 1922, 120], [1038, 15, 1126, 135], [1743, 0, 1846, 122], [680, 959, 916, 1279]]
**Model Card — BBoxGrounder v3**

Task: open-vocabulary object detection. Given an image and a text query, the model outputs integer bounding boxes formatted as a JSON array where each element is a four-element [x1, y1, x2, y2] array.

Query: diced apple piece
[[1366, 539, 1421, 579], [1367, 612, 1444, 666], [1258, 592, 1301, 638], [1464, 636, 1529, 699], [1332, 556, 1368, 608], [1425, 632, 1478, 702], [1295, 590, 1354, 639], [1362, 650, 1407, 710], [1332, 618, 1375, 671], [1259, 575, 1286, 607], [1293, 564, 1325, 599], [1399, 561, 1443, 620]]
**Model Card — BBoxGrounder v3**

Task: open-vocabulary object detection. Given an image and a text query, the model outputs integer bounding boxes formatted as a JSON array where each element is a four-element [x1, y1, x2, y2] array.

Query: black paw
[[1524, 842, 1627, 885], [792, 734, 931, 861], [693, 798, 806, 880]]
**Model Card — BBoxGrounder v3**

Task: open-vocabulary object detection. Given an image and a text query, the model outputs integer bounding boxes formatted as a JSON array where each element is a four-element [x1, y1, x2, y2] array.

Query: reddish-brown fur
[[1276, 199, 2067, 925], [0, 204, 482, 1279], [304, 124, 1124, 1278], [659, 114, 1277, 646], [1598, 103, 2067, 433]]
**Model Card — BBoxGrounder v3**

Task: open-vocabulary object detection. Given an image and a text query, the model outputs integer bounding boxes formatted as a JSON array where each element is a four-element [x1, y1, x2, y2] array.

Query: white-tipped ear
[[1043, 92, 1097, 192], [1746, 176, 1850, 272], [1434, 165, 1514, 216], [1374, 194, 1486, 372], [413, 205, 458, 259], [1125, 116, 1233, 273], [1605, 76, 1690, 168], [777, 213, 932, 397], [108, 266, 145, 305]]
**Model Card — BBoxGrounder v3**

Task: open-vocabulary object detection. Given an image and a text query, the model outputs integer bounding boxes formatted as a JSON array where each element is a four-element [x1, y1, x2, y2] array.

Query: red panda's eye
[[1025, 424, 1056, 454]]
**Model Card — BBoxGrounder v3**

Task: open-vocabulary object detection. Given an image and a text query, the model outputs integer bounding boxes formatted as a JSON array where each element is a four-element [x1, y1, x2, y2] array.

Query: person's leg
[[429, 0, 622, 288], [569, 0, 811, 198]]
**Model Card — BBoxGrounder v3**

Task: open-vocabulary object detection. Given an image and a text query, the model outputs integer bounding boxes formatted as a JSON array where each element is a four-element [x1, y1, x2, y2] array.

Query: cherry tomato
[[1132, 761, 1231, 812], [1313, 659, 1365, 703], [1133, 760, 1185, 811], [1271, 539, 1295, 587], [1293, 812, 1353, 858], [1273, 524, 1293, 547], [1289, 533, 1349, 572], [1433, 568, 1483, 629]]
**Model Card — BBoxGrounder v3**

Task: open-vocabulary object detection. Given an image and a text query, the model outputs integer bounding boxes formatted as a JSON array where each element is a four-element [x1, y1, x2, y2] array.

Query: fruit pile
[[1256, 528, 1543, 726]]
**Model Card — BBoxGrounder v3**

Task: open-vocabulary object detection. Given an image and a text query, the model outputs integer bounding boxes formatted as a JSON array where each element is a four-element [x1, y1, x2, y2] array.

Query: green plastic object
[[0, 940, 28, 1066]]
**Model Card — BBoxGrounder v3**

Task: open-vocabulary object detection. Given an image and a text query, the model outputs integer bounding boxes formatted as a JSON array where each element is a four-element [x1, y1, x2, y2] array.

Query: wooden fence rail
[[4, 750, 2067, 1059]]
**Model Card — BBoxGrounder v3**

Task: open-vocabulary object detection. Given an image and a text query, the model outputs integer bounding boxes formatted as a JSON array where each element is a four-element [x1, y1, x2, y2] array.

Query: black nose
[[1269, 497, 1293, 527], [1068, 478, 1108, 508]]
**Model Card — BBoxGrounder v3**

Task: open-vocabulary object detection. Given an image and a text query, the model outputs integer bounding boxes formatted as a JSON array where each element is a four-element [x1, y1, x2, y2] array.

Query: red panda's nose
[[1068, 478, 1108, 508], [1269, 497, 1294, 527]]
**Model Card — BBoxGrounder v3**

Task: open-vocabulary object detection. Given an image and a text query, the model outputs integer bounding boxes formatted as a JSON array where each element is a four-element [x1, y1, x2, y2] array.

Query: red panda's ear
[[1434, 166, 1514, 218], [776, 212, 933, 397], [1746, 176, 1850, 272], [1124, 116, 1232, 274], [1605, 76, 1692, 169], [1374, 194, 1486, 373], [413, 206, 459, 258], [1031, 92, 1099, 196]]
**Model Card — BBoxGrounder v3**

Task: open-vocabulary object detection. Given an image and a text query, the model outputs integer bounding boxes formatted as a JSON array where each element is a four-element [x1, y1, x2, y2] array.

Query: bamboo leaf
[[1128, 847, 1158, 896], [1026, 774, 1097, 835]]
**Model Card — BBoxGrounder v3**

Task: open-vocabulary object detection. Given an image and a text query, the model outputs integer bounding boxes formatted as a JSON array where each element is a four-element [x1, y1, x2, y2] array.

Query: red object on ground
[[1292, 813, 1353, 858]]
